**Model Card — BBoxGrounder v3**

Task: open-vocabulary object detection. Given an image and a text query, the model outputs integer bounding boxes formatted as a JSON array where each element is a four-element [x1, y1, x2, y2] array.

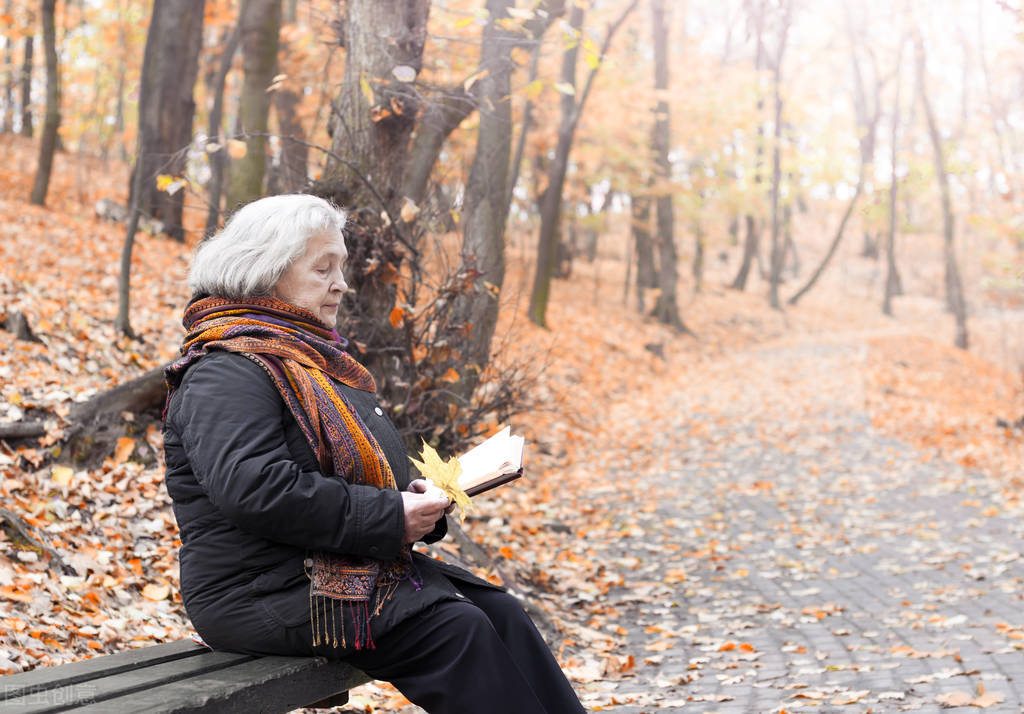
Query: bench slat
[[0, 641, 371, 714], [68, 655, 368, 713], [0, 641, 207, 702], [1, 649, 255, 713]]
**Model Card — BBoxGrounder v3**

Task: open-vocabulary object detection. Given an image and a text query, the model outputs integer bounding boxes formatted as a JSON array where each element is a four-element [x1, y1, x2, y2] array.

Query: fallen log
[[67, 364, 168, 427], [0, 421, 48, 440]]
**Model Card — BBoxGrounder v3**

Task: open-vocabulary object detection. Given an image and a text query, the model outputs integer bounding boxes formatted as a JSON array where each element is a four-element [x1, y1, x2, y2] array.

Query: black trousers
[[345, 581, 587, 714]]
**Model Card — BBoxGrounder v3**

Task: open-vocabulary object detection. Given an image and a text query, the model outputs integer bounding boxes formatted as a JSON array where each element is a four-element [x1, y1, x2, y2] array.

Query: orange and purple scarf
[[165, 295, 408, 650]]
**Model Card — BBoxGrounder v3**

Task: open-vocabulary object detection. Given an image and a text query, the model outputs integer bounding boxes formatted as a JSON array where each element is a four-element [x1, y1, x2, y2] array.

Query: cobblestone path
[[579, 336, 1024, 713]]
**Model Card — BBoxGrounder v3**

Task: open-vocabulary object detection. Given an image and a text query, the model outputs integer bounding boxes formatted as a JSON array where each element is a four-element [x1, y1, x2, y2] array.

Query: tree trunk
[[883, 37, 907, 317], [527, 0, 637, 327], [402, 86, 474, 207], [767, 0, 792, 309], [528, 3, 584, 328], [318, 0, 427, 213], [790, 26, 881, 305], [203, 20, 242, 237], [112, 5, 127, 161], [731, 2, 766, 291], [915, 32, 968, 349], [269, 35, 308, 194], [2, 0, 13, 133], [692, 221, 705, 293], [789, 166, 864, 305], [632, 192, 656, 313], [226, 0, 282, 210], [402, 3, 565, 211], [504, 43, 541, 218], [131, 0, 205, 242], [732, 215, 760, 290], [28, 0, 58, 207], [648, 0, 686, 330], [311, 0, 428, 384], [448, 0, 516, 400], [977, 0, 1017, 200], [19, 32, 32, 137]]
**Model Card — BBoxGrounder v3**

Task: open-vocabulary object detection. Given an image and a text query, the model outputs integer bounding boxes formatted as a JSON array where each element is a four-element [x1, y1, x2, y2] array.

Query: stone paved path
[[578, 336, 1024, 713]]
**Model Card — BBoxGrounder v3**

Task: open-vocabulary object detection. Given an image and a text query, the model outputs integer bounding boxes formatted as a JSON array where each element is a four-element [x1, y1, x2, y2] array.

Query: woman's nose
[[333, 269, 348, 292]]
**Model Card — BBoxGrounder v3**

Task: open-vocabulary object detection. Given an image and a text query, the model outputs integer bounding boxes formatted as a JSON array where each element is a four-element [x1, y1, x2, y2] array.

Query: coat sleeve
[[171, 352, 406, 560]]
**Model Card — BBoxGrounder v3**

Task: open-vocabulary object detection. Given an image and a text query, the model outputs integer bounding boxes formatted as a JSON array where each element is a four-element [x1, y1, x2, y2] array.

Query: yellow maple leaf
[[409, 441, 472, 519]]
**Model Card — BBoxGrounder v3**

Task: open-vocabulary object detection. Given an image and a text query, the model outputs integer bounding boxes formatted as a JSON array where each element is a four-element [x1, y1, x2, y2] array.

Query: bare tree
[[527, 0, 638, 327], [117, 0, 205, 335], [731, 0, 767, 291], [505, 40, 542, 216], [915, 30, 968, 349], [789, 4, 888, 305], [19, 17, 33, 138], [2, 0, 13, 133], [448, 0, 519, 399], [402, 1, 565, 210], [268, 1, 309, 194], [130, 0, 206, 242], [977, 0, 1017, 202], [203, 19, 242, 236], [631, 191, 657, 312], [883, 35, 908, 317], [649, 0, 687, 331], [527, 2, 584, 327], [28, 0, 59, 207], [225, 0, 282, 210], [766, 0, 792, 309]]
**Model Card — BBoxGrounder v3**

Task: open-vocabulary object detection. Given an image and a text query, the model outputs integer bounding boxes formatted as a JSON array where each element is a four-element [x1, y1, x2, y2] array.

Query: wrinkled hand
[[402, 480, 451, 543]]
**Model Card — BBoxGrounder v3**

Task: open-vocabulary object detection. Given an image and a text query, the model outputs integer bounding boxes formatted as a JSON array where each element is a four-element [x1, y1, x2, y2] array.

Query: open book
[[456, 426, 525, 497]]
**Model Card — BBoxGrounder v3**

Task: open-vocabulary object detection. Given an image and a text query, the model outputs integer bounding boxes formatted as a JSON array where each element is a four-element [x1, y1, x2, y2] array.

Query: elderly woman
[[162, 194, 584, 713]]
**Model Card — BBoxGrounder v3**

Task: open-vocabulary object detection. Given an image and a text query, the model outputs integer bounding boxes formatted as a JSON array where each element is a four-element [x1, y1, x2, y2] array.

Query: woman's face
[[272, 231, 349, 328]]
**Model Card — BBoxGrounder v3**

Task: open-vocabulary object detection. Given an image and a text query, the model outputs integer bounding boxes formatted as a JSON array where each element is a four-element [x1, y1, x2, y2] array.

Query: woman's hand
[[402, 480, 451, 543]]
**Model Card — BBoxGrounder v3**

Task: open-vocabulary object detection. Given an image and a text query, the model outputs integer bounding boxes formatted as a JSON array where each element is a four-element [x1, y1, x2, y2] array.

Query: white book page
[[457, 426, 524, 489]]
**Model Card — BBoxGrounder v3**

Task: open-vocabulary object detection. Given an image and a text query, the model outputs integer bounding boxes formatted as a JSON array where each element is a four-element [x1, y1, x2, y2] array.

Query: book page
[[457, 426, 524, 491]]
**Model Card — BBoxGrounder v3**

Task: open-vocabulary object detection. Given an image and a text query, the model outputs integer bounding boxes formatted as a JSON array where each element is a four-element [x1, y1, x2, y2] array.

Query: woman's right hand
[[401, 486, 450, 543]]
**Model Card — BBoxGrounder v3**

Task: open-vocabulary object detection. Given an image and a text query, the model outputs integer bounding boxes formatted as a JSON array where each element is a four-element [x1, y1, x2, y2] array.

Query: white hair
[[188, 194, 347, 299]]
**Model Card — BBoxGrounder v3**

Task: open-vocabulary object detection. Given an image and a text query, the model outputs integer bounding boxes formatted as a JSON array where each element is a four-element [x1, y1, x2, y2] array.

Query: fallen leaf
[[113, 437, 135, 465], [935, 691, 973, 707], [51, 465, 73, 486], [141, 583, 170, 601]]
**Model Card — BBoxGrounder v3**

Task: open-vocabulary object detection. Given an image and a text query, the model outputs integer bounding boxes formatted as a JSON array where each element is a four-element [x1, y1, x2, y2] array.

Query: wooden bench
[[0, 639, 371, 713]]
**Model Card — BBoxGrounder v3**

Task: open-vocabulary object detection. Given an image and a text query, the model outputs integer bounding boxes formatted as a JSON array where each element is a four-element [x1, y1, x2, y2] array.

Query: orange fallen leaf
[[0, 586, 34, 604], [113, 437, 135, 465]]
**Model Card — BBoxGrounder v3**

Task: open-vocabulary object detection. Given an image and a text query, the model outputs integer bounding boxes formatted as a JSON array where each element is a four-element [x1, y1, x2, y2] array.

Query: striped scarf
[[165, 295, 408, 650]]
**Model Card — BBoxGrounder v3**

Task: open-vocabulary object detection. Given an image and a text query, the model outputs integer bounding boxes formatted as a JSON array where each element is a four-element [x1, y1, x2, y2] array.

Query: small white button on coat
[[374, 407, 384, 416], [454, 592, 465, 598]]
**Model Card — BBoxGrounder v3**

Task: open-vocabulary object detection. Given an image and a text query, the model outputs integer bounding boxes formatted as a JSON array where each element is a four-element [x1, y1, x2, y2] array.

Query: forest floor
[[2, 135, 1024, 712]]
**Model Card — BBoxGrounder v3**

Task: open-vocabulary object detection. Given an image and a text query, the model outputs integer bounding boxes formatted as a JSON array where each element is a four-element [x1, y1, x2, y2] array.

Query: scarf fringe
[[310, 590, 390, 651]]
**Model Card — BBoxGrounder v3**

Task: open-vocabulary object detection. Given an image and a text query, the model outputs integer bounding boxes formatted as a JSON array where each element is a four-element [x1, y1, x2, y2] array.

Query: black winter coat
[[163, 351, 497, 657]]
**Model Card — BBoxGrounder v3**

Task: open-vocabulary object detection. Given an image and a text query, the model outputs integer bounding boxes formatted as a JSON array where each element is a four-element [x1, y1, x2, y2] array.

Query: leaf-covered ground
[[2, 135, 1024, 712]]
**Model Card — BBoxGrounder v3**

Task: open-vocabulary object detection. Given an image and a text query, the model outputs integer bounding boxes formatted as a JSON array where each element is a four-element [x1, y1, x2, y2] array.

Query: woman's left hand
[[408, 479, 456, 515]]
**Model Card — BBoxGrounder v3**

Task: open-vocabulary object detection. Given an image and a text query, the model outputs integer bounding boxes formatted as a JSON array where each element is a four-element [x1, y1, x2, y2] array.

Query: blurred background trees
[[3, 0, 1024, 444]]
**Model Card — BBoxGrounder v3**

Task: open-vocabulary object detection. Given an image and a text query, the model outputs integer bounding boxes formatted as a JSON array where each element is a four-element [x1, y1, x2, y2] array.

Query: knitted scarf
[[165, 295, 409, 650]]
